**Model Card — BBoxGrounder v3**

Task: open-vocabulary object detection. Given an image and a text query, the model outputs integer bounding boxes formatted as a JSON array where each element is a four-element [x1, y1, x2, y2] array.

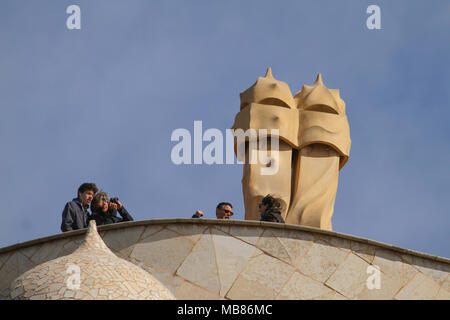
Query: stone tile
[[277, 272, 335, 300], [402, 254, 450, 286], [213, 224, 230, 235], [102, 226, 145, 258], [140, 225, 164, 240], [273, 229, 315, 267], [314, 291, 348, 300], [443, 275, 450, 293], [296, 240, 349, 283], [211, 228, 261, 296], [166, 224, 209, 243], [351, 241, 376, 264], [325, 253, 370, 299], [0, 253, 10, 271], [435, 287, 450, 300], [395, 272, 441, 300], [372, 249, 418, 287], [176, 281, 221, 300], [59, 237, 84, 257], [19, 246, 40, 260], [176, 231, 220, 294], [130, 228, 196, 273], [226, 253, 295, 300], [10, 286, 25, 299], [229, 225, 264, 246], [138, 264, 183, 297], [256, 230, 291, 264], [0, 251, 35, 293], [315, 234, 352, 251], [30, 240, 67, 265], [356, 272, 403, 300]]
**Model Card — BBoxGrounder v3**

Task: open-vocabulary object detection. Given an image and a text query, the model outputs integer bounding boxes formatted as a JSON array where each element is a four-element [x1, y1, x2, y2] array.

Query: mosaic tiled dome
[[8, 221, 175, 300]]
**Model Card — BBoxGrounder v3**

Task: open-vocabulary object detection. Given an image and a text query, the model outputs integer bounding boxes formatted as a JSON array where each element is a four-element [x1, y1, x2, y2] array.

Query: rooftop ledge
[[1, 218, 449, 300], [1, 218, 449, 264]]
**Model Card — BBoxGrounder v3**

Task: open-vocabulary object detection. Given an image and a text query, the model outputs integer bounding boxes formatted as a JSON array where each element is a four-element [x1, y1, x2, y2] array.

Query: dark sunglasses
[[224, 209, 234, 215]]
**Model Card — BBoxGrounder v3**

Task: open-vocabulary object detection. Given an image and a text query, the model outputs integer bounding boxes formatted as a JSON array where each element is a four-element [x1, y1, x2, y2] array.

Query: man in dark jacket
[[89, 192, 133, 226], [61, 183, 98, 232]]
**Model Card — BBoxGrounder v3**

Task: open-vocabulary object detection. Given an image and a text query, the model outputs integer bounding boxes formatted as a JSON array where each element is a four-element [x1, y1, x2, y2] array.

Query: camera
[[110, 197, 119, 203]]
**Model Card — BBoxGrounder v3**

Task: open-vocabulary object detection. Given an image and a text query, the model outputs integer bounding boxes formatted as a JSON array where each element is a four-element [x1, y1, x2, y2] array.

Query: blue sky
[[0, 1, 449, 258]]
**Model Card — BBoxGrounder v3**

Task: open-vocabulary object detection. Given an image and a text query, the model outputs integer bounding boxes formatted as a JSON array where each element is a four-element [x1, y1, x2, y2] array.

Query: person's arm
[[117, 206, 133, 222], [61, 203, 74, 232]]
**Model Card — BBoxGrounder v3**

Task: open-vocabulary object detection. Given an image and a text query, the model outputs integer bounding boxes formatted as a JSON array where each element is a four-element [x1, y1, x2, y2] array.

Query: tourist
[[61, 183, 99, 232], [191, 202, 233, 219], [191, 210, 204, 218], [215, 202, 233, 219], [259, 195, 285, 223], [89, 192, 133, 226]]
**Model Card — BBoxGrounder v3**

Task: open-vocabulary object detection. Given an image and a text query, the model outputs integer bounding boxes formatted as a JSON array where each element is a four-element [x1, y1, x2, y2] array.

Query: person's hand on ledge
[[192, 210, 204, 218]]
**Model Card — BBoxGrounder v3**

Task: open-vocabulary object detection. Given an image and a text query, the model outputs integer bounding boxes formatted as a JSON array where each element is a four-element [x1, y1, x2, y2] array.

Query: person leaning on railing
[[88, 192, 133, 226]]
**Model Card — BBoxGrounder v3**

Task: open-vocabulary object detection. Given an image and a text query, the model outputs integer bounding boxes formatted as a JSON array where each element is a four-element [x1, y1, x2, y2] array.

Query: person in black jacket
[[89, 192, 133, 226], [61, 183, 99, 232], [259, 194, 285, 223]]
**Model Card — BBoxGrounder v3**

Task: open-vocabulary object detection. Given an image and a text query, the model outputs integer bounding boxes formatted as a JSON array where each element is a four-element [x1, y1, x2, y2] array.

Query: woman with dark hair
[[89, 192, 133, 226], [259, 194, 285, 223]]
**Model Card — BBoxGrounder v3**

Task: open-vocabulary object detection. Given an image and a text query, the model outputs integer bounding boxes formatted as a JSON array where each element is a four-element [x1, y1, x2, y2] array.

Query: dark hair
[[78, 183, 98, 196], [261, 194, 281, 210], [216, 202, 233, 210]]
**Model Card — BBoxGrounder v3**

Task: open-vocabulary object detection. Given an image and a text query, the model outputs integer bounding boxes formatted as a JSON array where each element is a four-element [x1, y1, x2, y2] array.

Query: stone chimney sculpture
[[232, 68, 351, 230]]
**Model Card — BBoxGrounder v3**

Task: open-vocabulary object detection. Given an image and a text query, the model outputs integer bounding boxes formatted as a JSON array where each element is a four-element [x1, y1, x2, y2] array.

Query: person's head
[[77, 183, 98, 206], [258, 194, 281, 214], [91, 192, 110, 213], [216, 202, 233, 219]]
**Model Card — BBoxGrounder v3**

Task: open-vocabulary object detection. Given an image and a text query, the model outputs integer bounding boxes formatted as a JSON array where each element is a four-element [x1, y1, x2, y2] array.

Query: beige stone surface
[[0, 253, 10, 272], [357, 272, 403, 300], [30, 240, 68, 265], [277, 271, 336, 300], [140, 225, 164, 240], [176, 230, 220, 293], [101, 226, 144, 259], [325, 253, 372, 299], [7, 221, 175, 300], [274, 229, 315, 266], [286, 144, 340, 230], [372, 248, 418, 287], [395, 272, 441, 300], [296, 240, 349, 283], [443, 275, 450, 292], [58, 237, 84, 257], [316, 233, 352, 251], [226, 253, 295, 300], [228, 225, 264, 246], [351, 241, 376, 264], [402, 254, 450, 286], [233, 69, 351, 230], [137, 264, 183, 297], [130, 228, 195, 273], [0, 251, 35, 294], [435, 287, 450, 300], [176, 281, 222, 300], [211, 228, 261, 296], [256, 230, 291, 264], [0, 220, 449, 300], [166, 223, 208, 243]]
